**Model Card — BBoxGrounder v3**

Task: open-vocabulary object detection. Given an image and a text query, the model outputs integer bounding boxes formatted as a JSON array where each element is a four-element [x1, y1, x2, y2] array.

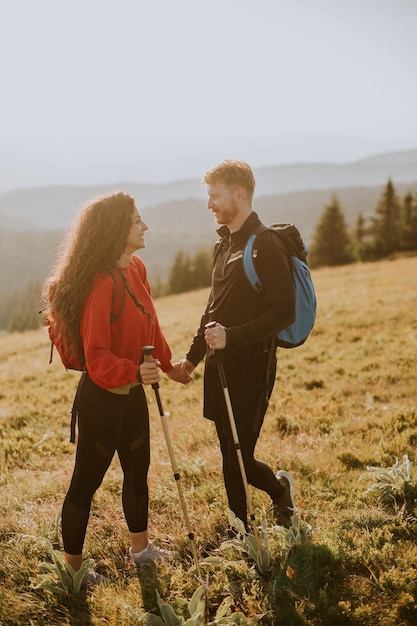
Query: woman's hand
[[138, 359, 161, 385]]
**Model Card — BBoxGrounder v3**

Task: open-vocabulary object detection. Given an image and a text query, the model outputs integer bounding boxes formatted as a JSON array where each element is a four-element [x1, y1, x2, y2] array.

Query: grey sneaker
[[273, 470, 295, 527], [80, 568, 108, 590], [129, 541, 172, 567]]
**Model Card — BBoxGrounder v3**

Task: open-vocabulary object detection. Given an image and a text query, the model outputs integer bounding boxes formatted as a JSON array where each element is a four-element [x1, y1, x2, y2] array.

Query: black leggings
[[213, 375, 284, 527], [62, 375, 150, 555]]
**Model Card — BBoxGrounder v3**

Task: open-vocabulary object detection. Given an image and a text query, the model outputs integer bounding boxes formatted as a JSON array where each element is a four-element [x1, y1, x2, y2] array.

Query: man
[[179, 159, 297, 531]]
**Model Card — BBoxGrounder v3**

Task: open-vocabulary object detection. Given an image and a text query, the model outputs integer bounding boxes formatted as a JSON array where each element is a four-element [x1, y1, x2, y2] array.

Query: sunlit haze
[[1, 0, 416, 190]]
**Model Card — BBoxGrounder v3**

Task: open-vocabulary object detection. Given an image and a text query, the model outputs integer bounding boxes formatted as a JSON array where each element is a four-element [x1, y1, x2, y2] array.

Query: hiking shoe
[[80, 568, 108, 590], [129, 541, 172, 567], [273, 470, 295, 527]]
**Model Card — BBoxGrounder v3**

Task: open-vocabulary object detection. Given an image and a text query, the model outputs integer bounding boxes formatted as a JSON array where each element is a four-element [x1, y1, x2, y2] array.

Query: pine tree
[[369, 179, 402, 258], [190, 249, 212, 289], [8, 281, 44, 332], [167, 250, 191, 294], [167, 247, 212, 294], [308, 195, 356, 268], [354, 212, 368, 261], [401, 191, 417, 252]]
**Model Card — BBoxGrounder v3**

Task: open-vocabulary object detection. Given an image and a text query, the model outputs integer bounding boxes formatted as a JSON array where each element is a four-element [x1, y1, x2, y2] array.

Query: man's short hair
[[203, 160, 255, 201]]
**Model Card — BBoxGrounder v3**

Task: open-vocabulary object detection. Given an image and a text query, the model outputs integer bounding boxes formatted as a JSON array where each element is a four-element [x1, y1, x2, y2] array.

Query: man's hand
[[204, 322, 226, 350], [167, 362, 192, 385], [174, 358, 195, 382]]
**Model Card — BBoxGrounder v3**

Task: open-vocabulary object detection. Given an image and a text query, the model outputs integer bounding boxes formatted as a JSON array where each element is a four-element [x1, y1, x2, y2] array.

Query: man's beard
[[216, 199, 239, 225]]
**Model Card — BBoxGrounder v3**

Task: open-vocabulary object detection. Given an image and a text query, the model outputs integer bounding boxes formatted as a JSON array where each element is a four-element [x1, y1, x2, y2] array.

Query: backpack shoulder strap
[[242, 224, 271, 293], [243, 233, 262, 292]]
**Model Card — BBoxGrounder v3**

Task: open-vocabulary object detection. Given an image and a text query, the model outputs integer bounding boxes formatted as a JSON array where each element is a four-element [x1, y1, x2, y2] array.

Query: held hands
[[204, 322, 226, 350], [139, 359, 192, 386], [167, 362, 193, 385]]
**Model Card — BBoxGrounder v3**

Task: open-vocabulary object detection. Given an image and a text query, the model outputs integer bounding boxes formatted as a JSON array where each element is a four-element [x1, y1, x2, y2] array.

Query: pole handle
[[141, 345, 160, 391], [142, 345, 155, 362], [205, 321, 224, 363]]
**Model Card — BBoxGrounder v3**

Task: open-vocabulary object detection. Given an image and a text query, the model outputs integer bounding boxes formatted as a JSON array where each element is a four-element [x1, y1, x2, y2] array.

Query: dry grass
[[1, 256, 417, 625]]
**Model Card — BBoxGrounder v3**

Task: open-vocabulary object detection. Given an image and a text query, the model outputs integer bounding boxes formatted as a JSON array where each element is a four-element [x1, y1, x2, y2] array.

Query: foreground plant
[[220, 510, 313, 576], [121, 584, 267, 625], [276, 511, 313, 567], [220, 511, 274, 579], [24, 535, 96, 595], [359, 454, 416, 506]]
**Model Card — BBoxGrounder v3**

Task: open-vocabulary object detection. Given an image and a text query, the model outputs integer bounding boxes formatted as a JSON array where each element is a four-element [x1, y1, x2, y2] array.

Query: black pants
[[205, 356, 284, 527], [62, 374, 150, 555]]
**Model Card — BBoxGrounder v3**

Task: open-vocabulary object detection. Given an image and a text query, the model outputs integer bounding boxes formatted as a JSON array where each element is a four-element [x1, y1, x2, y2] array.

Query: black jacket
[[186, 211, 295, 377]]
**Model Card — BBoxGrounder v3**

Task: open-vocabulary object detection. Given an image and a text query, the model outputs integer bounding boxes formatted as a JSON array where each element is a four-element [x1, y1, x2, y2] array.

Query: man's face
[[206, 182, 239, 226]]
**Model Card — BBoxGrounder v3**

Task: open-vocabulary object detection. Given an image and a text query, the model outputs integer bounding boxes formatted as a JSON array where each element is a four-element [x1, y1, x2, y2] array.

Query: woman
[[42, 191, 189, 586]]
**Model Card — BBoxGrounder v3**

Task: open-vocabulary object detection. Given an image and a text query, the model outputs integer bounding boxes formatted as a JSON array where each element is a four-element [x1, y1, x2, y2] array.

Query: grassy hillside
[[0, 257, 417, 625]]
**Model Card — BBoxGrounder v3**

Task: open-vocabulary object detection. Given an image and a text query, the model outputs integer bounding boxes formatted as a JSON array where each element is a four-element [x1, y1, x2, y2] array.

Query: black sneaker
[[273, 470, 295, 527]]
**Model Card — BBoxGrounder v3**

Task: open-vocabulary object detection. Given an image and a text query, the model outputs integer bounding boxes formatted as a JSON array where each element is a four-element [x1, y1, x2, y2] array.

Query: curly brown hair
[[42, 192, 135, 363]]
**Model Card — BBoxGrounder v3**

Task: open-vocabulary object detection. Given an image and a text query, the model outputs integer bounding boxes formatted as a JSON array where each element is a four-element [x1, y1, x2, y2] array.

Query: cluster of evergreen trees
[[162, 178, 417, 295], [153, 248, 213, 298], [308, 179, 417, 267], [0, 281, 44, 333], [1, 179, 416, 333]]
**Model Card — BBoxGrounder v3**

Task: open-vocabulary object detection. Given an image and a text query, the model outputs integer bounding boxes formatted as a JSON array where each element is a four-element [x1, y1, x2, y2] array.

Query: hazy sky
[[1, 0, 417, 186]]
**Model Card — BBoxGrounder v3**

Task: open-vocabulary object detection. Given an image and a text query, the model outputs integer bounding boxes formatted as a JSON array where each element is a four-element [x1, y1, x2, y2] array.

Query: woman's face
[[124, 206, 148, 254]]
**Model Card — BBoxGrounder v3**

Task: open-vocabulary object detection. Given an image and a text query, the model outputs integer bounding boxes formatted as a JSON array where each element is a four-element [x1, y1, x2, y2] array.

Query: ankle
[[64, 552, 83, 571], [131, 543, 149, 557], [129, 530, 148, 554]]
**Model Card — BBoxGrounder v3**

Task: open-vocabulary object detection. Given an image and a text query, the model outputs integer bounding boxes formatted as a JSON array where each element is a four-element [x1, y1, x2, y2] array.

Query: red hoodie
[[80, 255, 172, 390]]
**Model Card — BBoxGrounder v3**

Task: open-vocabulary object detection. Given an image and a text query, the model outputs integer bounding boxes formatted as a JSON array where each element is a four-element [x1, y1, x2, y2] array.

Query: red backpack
[[46, 268, 126, 371]]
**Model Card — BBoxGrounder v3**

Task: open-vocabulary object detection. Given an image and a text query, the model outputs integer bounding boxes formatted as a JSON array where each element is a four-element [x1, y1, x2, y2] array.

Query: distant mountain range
[[0, 149, 416, 290], [1, 149, 416, 231], [3, 131, 415, 193]]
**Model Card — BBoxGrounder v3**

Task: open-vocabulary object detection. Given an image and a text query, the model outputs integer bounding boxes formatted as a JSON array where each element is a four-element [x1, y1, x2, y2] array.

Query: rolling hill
[[0, 149, 416, 291]]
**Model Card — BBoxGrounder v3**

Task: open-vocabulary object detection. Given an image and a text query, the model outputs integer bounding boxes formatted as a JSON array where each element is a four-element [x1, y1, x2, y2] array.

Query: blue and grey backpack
[[243, 223, 317, 348]]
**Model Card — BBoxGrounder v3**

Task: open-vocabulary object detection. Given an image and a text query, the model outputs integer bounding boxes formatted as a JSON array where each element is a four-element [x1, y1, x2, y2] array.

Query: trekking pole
[[205, 323, 262, 553], [142, 346, 202, 580]]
